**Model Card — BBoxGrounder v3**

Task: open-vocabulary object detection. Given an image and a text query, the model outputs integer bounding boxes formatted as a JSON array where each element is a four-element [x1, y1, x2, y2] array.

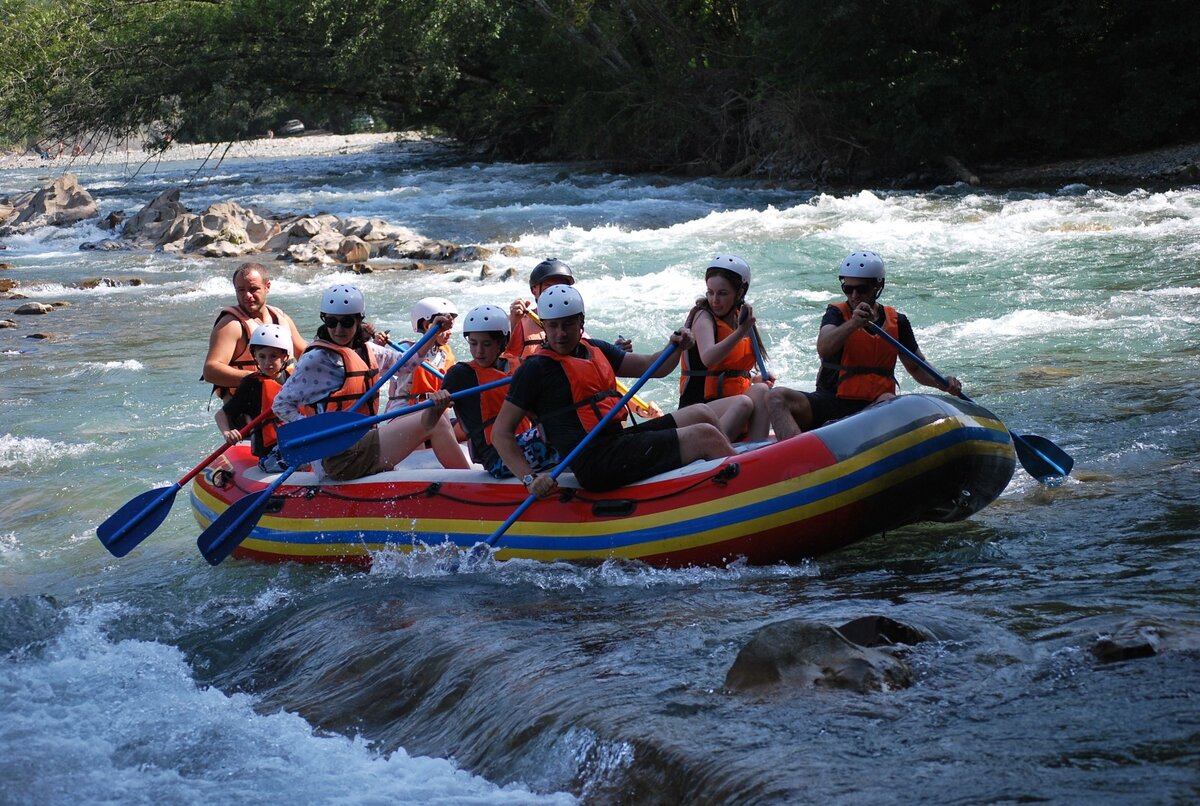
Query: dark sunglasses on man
[[840, 281, 879, 297]]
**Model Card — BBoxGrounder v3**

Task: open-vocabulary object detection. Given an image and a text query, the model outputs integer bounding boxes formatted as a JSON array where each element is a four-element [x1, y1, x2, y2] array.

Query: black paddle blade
[[196, 489, 272, 565], [1013, 433, 1074, 482], [96, 484, 181, 557], [276, 410, 367, 466]]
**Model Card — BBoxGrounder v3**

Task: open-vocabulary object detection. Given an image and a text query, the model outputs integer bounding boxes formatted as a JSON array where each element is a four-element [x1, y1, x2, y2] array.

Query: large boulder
[[1, 175, 98, 233], [725, 618, 914, 694], [120, 188, 191, 245], [336, 236, 370, 264]]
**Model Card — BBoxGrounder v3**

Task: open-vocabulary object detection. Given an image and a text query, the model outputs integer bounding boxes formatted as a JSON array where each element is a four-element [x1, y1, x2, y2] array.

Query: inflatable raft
[[189, 394, 1016, 567]]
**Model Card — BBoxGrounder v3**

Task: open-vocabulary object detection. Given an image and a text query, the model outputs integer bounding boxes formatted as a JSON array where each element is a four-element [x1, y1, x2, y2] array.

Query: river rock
[[725, 619, 913, 694], [280, 242, 335, 265], [1091, 618, 1200, 663], [1, 175, 98, 234], [13, 302, 53, 315], [101, 211, 126, 230], [0, 279, 15, 293], [499, 244, 521, 257], [26, 332, 62, 340], [836, 615, 932, 647], [0, 319, 15, 328], [336, 236, 370, 264], [77, 276, 145, 289], [121, 188, 191, 244]]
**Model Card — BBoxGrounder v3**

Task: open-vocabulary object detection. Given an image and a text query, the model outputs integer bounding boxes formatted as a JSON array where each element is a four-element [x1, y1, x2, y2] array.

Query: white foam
[[0, 433, 95, 471], [0, 605, 575, 805]]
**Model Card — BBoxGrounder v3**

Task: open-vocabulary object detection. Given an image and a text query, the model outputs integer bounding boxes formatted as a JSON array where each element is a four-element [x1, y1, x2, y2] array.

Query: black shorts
[[804, 390, 871, 430], [570, 415, 682, 491]]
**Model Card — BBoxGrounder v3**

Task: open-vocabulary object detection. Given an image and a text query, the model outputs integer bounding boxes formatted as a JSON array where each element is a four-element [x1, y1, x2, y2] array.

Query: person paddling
[[491, 285, 735, 496], [386, 296, 458, 411], [202, 262, 306, 400], [767, 251, 962, 439], [213, 324, 294, 472], [442, 304, 559, 478], [678, 254, 773, 441], [272, 284, 468, 481]]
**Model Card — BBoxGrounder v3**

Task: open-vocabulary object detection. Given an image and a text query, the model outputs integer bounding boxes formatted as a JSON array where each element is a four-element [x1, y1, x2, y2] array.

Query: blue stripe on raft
[[196, 423, 1007, 554]]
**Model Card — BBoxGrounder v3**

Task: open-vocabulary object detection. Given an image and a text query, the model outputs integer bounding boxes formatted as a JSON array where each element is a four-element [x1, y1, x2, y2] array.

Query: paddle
[[97, 408, 275, 558], [197, 324, 443, 565], [276, 377, 512, 466], [480, 341, 680, 554], [864, 321, 1074, 482]]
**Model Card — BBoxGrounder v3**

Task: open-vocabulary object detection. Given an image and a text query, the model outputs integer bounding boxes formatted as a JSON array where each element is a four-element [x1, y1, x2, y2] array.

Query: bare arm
[[202, 316, 252, 390], [816, 302, 875, 362], [694, 308, 755, 368], [616, 328, 694, 378], [492, 401, 534, 477], [899, 352, 962, 396], [279, 311, 308, 356]]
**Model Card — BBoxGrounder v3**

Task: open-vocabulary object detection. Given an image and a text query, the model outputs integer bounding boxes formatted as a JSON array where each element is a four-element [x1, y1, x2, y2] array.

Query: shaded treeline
[[1, 0, 1195, 180]]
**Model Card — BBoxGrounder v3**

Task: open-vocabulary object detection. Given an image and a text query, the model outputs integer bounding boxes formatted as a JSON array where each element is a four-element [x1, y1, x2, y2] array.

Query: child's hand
[[221, 428, 242, 445]]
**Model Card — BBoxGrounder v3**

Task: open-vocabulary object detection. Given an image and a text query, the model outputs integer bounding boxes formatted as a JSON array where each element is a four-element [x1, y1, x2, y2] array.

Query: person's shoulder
[[235, 372, 264, 392], [443, 362, 475, 388]]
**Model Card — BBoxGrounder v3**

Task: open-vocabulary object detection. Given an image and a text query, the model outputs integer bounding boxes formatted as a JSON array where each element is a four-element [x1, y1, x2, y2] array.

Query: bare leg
[[376, 413, 441, 469], [697, 396, 752, 441], [676, 423, 737, 463], [767, 387, 813, 440], [670, 404, 721, 429], [744, 383, 771, 441], [428, 412, 470, 469]]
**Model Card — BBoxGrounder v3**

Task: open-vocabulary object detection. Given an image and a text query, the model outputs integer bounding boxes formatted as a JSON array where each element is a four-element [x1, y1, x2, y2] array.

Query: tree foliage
[[1, 0, 1196, 179]]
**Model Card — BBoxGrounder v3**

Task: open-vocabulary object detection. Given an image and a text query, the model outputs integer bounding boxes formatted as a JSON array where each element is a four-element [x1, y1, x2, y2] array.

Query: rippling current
[[1, 140, 1198, 804]]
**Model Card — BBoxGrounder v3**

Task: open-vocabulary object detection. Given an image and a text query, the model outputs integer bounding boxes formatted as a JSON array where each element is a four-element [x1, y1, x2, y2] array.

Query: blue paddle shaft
[[486, 342, 680, 548], [864, 322, 1071, 479]]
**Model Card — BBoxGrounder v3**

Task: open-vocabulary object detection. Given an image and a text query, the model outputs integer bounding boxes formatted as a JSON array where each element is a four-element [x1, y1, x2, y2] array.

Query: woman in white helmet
[[272, 285, 469, 481], [767, 251, 963, 439], [678, 254, 773, 442], [385, 296, 458, 413], [213, 323, 294, 470], [442, 304, 560, 477]]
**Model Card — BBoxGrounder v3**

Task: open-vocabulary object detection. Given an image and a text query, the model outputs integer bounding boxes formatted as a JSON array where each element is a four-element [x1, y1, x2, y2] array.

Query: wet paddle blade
[[96, 484, 181, 557], [196, 489, 272, 566], [276, 410, 368, 466], [1012, 433, 1074, 481]]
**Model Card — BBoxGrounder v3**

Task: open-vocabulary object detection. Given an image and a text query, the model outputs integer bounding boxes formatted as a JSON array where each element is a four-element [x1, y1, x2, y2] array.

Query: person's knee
[[679, 423, 733, 460]]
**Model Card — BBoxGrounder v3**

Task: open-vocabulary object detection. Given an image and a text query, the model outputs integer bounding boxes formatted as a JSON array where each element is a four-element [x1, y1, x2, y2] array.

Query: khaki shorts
[[322, 429, 382, 481]]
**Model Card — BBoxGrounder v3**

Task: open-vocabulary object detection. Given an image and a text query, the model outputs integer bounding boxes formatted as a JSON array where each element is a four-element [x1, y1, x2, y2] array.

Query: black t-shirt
[[814, 305, 918, 393], [443, 360, 503, 468], [506, 339, 628, 460], [221, 368, 289, 455]]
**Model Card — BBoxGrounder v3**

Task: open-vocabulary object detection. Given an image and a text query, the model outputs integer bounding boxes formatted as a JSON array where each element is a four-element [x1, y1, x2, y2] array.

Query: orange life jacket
[[299, 340, 380, 416], [409, 342, 455, 399], [461, 356, 529, 447], [508, 314, 545, 360], [824, 303, 901, 401], [536, 340, 628, 432], [255, 376, 284, 454], [207, 304, 285, 399], [679, 310, 753, 404]]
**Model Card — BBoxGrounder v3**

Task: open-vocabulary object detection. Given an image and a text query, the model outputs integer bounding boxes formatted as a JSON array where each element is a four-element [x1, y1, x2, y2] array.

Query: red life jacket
[[679, 309, 753, 404], [537, 340, 628, 432], [824, 302, 901, 400], [207, 304, 284, 399], [299, 340, 380, 416], [462, 356, 530, 446]]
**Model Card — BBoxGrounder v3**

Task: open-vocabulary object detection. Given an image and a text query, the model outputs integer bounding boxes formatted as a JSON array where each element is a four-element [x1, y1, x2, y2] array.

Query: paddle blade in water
[[96, 484, 181, 557], [196, 489, 272, 565], [1013, 433, 1074, 481], [276, 410, 368, 466]]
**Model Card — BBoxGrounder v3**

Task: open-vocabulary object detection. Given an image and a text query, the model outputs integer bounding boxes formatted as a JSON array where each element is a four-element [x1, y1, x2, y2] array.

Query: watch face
[[522, 474, 534, 485]]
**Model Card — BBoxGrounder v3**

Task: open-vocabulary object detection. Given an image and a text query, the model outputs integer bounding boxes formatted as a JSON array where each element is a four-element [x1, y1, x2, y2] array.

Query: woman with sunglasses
[[767, 251, 962, 440], [272, 284, 469, 481]]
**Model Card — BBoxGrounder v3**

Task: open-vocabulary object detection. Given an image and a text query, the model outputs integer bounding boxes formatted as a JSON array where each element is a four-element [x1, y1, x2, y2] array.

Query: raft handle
[[592, 499, 637, 518], [264, 496, 287, 514], [713, 463, 740, 485]]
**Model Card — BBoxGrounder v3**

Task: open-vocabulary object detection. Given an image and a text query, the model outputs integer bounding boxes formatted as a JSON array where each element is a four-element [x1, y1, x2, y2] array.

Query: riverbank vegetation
[[1, 0, 1195, 182]]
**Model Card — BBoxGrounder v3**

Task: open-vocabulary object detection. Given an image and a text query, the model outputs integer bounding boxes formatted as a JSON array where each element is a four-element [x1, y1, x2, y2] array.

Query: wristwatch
[[522, 473, 535, 488]]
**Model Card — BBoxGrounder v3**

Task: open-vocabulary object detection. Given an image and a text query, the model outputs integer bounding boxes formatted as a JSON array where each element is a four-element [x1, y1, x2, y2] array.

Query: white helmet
[[462, 304, 510, 336], [537, 285, 585, 320], [410, 296, 458, 332], [707, 254, 751, 287], [249, 324, 291, 355], [839, 251, 885, 281], [320, 284, 365, 315]]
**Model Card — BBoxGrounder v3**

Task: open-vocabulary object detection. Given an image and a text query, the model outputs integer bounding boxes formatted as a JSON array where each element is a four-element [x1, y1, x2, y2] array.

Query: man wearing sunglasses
[[202, 262, 307, 400], [767, 251, 962, 439]]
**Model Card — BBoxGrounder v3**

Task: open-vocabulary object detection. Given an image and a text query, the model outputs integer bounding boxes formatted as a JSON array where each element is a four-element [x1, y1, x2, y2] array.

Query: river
[[1, 141, 1198, 804]]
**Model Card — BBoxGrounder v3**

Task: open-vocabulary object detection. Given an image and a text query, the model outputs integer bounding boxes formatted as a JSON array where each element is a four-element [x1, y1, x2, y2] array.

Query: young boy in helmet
[[214, 324, 294, 471], [767, 251, 963, 439], [679, 254, 773, 442], [507, 258, 635, 359], [386, 296, 458, 413], [442, 304, 559, 478], [492, 286, 735, 495]]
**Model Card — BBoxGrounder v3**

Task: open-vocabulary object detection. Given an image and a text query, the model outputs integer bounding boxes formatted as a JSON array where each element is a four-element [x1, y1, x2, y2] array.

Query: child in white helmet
[[214, 324, 294, 471], [386, 296, 458, 413]]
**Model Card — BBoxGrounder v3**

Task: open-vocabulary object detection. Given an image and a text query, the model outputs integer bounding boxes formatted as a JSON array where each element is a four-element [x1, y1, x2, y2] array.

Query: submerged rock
[[1091, 618, 1200, 663], [13, 302, 53, 315], [725, 618, 914, 694]]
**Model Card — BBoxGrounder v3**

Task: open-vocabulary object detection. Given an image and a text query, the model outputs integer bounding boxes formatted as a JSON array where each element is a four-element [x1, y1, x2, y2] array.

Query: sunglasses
[[841, 282, 877, 297], [321, 314, 360, 329]]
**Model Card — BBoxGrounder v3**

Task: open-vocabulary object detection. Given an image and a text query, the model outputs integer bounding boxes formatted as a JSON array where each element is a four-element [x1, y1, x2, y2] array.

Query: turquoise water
[[1, 145, 1198, 803]]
